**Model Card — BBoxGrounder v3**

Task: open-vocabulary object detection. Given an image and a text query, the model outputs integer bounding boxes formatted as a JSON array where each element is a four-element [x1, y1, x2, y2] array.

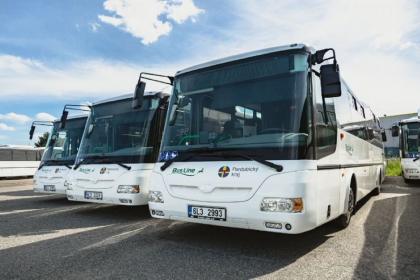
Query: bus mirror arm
[[29, 121, 53, 140], [133, 72, 174, 110], [60, 104, 91, 129]]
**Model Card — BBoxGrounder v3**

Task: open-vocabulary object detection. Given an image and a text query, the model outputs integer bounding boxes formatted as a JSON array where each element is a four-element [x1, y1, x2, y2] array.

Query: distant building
[[379, 112, 417, 157]]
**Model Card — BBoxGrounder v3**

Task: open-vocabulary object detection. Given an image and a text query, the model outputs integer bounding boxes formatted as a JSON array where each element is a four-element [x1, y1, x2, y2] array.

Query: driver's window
[[314, 74, 337, 154]]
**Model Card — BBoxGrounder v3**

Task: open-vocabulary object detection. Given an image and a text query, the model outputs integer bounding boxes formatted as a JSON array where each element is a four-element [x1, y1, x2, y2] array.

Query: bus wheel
[[372, 172, 381, 196], [335, 187, 354, 229]]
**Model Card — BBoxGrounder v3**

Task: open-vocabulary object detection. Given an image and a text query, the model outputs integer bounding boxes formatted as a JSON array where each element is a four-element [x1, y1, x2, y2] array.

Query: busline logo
[[218, 166, 230, 178]]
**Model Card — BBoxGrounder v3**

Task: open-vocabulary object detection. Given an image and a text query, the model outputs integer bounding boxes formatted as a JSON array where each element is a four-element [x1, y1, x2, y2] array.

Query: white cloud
[[0, 123, 15, 131], [166, 0, 204, 24], [89, 22, 101, 32], [190, 0, 420, 116], [0, 113, 31, 124], [399, 42, 417, 50], [0, 53, 178, 100], [35, 113, 56, 121], [98, 0, 203, 44], [75, 24, 81, 31]]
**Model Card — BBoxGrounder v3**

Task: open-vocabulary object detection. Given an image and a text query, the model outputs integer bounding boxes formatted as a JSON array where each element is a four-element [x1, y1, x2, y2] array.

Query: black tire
[[404, 177, 411, 184], [372, 172, 381, 196], [335, 187, 355, 229]]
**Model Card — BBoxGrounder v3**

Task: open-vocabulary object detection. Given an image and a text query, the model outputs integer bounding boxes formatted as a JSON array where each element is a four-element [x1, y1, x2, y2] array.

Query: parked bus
[[32, 114, 88, 194], [65, 91, 169, 205], [144, 44, 385, 234], [0, 145, 44, 178], [391, 111, 420, 183]]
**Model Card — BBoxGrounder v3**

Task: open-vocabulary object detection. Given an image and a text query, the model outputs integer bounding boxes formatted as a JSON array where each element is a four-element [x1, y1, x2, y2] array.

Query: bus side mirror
[[29, 125, 35, 140], [60, 111, 69, 129], [367, 128, 374, 140], [320, 64, 342, 98], [381, 131, 387, 142], [391, 125, 399, 137], [168, 103, 179, 126], [133, 81, 146, 109], [86, 123, 94, 139]]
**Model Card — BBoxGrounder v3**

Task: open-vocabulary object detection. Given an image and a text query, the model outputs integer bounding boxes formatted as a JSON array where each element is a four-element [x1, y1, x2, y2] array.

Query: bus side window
[[314, 74, 337, 157]]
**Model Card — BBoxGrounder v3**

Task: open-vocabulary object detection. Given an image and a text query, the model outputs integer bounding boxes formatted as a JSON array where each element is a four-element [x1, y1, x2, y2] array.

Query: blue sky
[[1, 0, 420, 145]]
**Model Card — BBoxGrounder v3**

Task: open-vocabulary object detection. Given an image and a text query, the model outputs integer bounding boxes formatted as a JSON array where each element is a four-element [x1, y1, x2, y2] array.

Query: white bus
[[391, 112, 420, 183], [65, 91, 169, 206], [32, 114, 88, 194], [146, 44, 386, 234], [0, 145, 44, 178]]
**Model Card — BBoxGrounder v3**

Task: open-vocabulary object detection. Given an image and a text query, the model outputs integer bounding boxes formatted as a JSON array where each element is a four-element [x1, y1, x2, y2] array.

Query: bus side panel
[[315, 169, 341, 225]]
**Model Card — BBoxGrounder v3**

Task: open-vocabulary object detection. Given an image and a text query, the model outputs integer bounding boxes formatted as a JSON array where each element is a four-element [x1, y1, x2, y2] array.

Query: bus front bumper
[[66, 187, 147, 206], [33, 183, 67, 195], [149, 198, 318, 234]]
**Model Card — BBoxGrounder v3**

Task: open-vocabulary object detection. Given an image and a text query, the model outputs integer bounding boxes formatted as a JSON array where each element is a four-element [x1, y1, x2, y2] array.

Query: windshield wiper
[[92, 159, 131, 171], [73, 155, 131, 170], [38, 160, 71, 170], [211, 151, 283, 172], [73, 155, 109, 170], [414, 158, 419, 162], [160, 147, 242, 171]]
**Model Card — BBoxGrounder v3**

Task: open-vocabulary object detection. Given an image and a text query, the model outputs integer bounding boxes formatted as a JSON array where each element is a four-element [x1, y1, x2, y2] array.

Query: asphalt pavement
[[0, 177, 419, 279]]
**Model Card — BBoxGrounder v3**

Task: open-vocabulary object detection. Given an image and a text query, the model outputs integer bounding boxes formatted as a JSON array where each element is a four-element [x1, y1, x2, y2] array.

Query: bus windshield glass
[[41, 117, 87, 165], [402, 122, 420, 158], [76, 97, 159, 164], [161, 51, 313, 160]]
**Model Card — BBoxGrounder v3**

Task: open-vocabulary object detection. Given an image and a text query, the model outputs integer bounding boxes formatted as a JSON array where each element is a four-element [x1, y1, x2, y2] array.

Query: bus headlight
[[117, 185, 140, 193], [261, 198, 303, 213], [149, 191, 164, 203], [64, 181, 73, 190], [405, 169, 419, 173]]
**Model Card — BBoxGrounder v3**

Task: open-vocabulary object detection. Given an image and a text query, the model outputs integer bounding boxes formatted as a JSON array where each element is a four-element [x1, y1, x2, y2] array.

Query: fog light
[[67, 195, 74, 200], [265, 222, 282, 229], [119, 199, 129, 203], [151, 210, 164, 216], [149, 191, 164, 203], [285, 224, 292, 230], [117, 185, 140, 194]]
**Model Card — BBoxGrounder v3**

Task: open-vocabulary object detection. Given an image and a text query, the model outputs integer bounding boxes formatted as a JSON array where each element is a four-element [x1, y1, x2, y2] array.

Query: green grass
[[386, 158, 401, 176]]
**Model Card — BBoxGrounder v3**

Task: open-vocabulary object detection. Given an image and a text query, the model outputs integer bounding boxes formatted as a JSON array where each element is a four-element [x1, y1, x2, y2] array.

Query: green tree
[[35, 132, 50, 147]]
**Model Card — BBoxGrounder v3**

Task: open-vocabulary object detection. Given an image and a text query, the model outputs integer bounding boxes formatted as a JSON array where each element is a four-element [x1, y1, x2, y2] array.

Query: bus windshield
[[161, 51, 313, 160], [41, 117, 87, 165], [402, 122, 420, 158], [76, 97, 159, 164]]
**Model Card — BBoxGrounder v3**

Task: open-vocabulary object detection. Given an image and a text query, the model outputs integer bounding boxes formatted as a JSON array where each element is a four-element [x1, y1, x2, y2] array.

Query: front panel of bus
[[33, 117, 87, 194], [66, 96, 166, 206], [400, 122, 420, 180]]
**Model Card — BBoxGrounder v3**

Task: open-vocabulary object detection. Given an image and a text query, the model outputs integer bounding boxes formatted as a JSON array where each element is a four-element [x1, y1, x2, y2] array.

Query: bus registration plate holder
[[188, 205, 226, 221], [85, 191, 103, 200], [44, 185, 56, 192]]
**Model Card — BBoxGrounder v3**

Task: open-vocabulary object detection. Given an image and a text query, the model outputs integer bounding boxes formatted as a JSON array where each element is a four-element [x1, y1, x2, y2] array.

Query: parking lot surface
[[0, 177, 419, 279]]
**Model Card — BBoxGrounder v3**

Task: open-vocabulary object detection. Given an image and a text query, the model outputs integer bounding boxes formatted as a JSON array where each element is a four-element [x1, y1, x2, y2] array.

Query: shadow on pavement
[[354, 177, 420, 279]]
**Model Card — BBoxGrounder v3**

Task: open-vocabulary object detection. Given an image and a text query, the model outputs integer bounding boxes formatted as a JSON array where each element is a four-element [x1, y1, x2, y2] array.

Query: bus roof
[[53, 113, 88, 123], [400, 116, 420, 124], [0, 145, 44, 150], [176, 43, 316, 77], [92, 91, 170, 106]]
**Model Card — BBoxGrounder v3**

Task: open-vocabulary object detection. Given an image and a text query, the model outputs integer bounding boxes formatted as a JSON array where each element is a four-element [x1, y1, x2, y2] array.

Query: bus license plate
[[44, 185, 56, 192], [85, 191, 103, 200], [188, 206, 226, 221]]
